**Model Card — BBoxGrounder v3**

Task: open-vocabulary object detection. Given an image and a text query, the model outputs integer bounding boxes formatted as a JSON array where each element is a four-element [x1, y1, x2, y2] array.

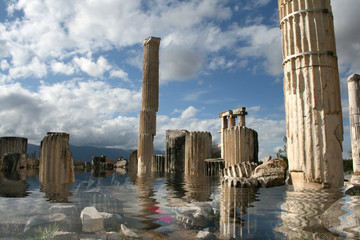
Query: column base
[[290, 171, 325, 191]]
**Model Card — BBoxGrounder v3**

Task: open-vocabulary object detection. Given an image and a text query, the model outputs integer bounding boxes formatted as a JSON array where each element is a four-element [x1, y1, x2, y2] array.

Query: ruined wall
[[39, 132, 75, 184], [152, 155, 165, 172], [184, 131, 212, 175], [278, 0, 343, 189], [137, 36, 161, 175], [0, 137, 27, 167], [348, 74, 360, 184], [165, 129, 188, 172], [223, 126, 258, 168]]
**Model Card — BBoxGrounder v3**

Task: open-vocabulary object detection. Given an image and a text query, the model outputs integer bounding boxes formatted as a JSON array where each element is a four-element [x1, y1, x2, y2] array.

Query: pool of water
[[0, 169, 357, 239]]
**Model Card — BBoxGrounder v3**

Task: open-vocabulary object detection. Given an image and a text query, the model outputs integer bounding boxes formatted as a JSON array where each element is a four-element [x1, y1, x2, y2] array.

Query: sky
[[0, 0, 359, 160]]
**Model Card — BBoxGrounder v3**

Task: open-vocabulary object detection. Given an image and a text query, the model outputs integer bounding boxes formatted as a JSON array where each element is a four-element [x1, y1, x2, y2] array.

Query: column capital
[[143, 36, 161, 46]]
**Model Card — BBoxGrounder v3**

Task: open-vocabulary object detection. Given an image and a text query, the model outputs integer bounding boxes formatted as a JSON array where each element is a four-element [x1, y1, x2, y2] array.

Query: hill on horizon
[[27, 144, 134, 162]]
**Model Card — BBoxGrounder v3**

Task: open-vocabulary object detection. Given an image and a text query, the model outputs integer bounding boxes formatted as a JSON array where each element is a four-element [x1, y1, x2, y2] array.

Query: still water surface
[[0, 169, 355, 239]]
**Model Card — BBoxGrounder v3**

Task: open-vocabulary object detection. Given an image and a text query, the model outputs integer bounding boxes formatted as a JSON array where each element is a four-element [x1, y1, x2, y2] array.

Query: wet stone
[[120, 224, 139, 238], [80, 207, 104, 233]]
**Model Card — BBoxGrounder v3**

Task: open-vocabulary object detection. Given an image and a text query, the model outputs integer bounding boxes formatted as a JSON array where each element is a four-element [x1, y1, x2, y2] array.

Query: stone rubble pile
[[221, 157, 287, 188]]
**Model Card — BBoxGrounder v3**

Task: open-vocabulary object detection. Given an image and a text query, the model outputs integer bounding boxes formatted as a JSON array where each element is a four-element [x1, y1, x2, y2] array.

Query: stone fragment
[[80, 207, 104, 233], [196, 230, 217, 240], [251, 158, 287, 188], [262, 156, 272, 164], [114, 160, 127, 169], [53, 231, 78, 240], [120, 224, 139, 238]]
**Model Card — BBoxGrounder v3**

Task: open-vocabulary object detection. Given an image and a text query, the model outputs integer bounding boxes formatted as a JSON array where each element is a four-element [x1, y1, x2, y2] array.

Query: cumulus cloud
[[0, 80, 141, 148], [332, 0, 360, 76]]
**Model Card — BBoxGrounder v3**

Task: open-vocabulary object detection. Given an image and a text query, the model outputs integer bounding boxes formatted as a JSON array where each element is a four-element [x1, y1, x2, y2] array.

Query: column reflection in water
[[184, 174, 211, 202], [275, 189, 343, 239], [220, 184, 258, 239], [0, 169, 29, 198]]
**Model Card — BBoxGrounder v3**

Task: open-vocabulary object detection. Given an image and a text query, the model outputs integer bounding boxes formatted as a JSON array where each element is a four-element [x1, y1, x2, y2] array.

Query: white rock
[[121, 224, 138, 238], [80, 207, 104, 233]]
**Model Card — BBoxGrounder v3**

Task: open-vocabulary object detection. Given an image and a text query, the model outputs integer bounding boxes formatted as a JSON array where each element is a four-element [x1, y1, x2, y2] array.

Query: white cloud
[[0, 80, 141, 148], [73, 55, 111, 77], [110, 69, 129, 81], [51, 61, 74, 75], [332, 0, 360, 76]]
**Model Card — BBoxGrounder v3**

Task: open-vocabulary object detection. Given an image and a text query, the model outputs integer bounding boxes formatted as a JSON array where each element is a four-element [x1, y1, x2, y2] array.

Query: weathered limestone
[[348, 74, 360, 184], [278, 0, 344, 189], [219, 107, 258, 168], [184, 131, 212, 175], [152, 154, 165, 172], [165, 129, 188, 172], [137, 36, 161, 175], [1, 153, 20, 172], [204, 158, 225, 176], [80, 207, 105, 233], [39, 132, 75, 185], [0, 137, 27, 168]]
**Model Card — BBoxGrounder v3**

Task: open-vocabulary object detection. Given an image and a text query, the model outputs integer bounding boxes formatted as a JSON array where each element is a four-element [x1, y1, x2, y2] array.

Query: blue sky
[[0, 0, 359, 160]]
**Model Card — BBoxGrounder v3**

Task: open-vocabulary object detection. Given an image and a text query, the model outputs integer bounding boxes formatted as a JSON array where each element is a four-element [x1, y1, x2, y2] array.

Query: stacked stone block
[[137, 36, 161, 175]]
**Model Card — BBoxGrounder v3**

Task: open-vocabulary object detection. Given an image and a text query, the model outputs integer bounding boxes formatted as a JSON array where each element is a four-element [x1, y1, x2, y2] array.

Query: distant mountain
[[27, 144, 134, 162]]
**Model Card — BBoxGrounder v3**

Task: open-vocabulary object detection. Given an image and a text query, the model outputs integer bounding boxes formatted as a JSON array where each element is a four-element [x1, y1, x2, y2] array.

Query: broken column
[[39, 132, 75, 185], [137, 36, 161, 175], [348, 74, 360, 184], [184, 131, 212, 175], [278, 0, 344, 189], [219, 108, 258, 168], [165, 129, 188, 172], [0, 137, 27, 168]]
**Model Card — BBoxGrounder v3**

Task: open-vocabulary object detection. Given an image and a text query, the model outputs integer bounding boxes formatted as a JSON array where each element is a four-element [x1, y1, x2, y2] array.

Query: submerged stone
[[80, 207, 104, 233]]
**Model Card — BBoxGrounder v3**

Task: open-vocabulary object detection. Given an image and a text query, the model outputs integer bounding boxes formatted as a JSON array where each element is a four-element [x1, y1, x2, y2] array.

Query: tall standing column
[[348, 74, 360, 184], [137, 36, 161, 175], [278, 0, 343, 189]]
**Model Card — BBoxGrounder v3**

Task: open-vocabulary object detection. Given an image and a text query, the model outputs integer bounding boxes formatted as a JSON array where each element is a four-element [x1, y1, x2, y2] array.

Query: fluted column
[[39, 132, 75, 184], [348, 74, 360, 184], [137, 36, 161, 175], [278, 0, 343, 189], [184, 131, 212, 175]]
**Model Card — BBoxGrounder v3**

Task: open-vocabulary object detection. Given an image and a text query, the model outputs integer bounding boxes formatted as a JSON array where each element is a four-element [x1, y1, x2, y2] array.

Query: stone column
[[236, 107, 247, 127], [184, 131, 212, 175], [228, 115, 236, 128], [137, 36, 161, 175], [278, 0, 343, 189], [348, 74, 360, 184], [0, 137, 27, 167], [165, 129, 188, 172], [39, 132, 75, 185]]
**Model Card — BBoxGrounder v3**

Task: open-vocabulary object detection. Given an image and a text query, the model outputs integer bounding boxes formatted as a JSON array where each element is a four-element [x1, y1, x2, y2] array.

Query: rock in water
[[251, 158, 287, 188], [80, 207, 104, 233]]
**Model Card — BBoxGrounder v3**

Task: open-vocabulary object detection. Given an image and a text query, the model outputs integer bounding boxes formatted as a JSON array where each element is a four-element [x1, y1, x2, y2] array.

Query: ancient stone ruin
[[39, 132, 75, 202], [165, 129, 187, 172], [218, 107, 258, 168], [137, 36, 161, 175], [348, 74, 360, 184], [278, 0, 343, 190], [185, 131, 212, 175], [0, 136, 27, 170]]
